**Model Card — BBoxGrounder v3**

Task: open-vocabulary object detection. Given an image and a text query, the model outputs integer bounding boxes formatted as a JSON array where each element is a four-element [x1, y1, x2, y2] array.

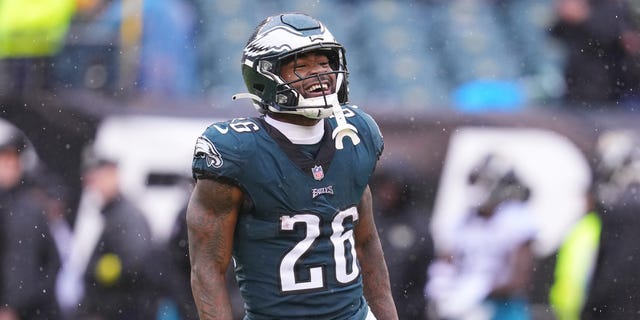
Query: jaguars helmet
[[236, 13, 349, 119], [467, 153, 530, 212], [593, 130, 640, 207]]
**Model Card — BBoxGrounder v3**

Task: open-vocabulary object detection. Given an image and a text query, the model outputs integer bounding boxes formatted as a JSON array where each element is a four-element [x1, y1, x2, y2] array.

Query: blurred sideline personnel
[[46, 0, 199, 97], [550, 0, 640, 108], [551, 129, 640, 320], [187, 13, 398, 320], [0, 0, 75, 97], [578, 130, 640, 319], [549, 211, 600, 320], [163, 206, 243, 319], [0, 125, 61, 319], [55, 147, 156, 319], [370, 168, 433, 319], [426, 153, 537, 320]]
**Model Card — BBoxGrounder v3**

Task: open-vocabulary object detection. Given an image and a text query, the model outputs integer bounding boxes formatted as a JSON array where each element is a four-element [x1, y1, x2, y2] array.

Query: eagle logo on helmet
[[244, 26, 325, 58], [194, 136, 223, 168], [236, 13, 350, 122]]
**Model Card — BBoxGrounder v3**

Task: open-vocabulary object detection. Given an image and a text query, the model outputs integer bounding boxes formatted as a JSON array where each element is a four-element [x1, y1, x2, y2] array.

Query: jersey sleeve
[[191, 118, 258, 182]]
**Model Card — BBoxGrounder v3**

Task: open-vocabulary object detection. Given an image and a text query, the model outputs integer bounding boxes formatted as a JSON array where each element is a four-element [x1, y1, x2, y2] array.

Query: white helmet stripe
[[244, 25, 335, 59]]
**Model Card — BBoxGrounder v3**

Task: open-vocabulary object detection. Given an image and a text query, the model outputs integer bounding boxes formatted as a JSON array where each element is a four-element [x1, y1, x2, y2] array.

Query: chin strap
[[331, 102, 360, 149], [232, 92, 263, 102], [233, 93, 360, 149]]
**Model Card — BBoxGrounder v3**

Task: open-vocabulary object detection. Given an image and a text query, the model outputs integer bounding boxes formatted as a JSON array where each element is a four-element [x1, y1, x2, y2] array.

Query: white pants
[[365, 306, 377, 320]]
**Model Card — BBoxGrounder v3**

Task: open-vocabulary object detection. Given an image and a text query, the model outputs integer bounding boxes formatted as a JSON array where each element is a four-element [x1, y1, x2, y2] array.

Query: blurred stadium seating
[[48, 0, 565, 112]]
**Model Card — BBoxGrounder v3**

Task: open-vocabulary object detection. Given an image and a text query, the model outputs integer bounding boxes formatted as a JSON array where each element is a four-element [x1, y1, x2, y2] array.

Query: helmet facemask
[[270, 46, 348, 119], [594, 130, 640, 207], [467, 153, 530, 213], [238, 13, 349, 119]]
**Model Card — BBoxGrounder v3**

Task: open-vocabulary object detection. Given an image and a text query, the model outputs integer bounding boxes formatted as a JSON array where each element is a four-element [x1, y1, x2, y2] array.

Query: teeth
[[308, 83, 328, 92]]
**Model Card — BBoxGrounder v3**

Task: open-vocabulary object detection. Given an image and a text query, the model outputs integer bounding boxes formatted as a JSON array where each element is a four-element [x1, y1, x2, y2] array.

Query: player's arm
[[186, 178, 243, 320], [355, 185, 399, 320]]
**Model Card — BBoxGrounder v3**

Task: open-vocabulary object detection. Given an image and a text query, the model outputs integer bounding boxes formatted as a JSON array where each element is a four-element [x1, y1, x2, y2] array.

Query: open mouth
[[304, 81, 333, 97]]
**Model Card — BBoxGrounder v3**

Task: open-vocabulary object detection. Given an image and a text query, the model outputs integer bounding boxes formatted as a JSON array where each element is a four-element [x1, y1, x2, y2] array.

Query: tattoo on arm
[[187, 178, 242, 320]]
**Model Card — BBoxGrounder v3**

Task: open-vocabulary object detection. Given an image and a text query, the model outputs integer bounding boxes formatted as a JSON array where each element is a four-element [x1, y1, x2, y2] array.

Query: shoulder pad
[[192, 117, 262, 180]]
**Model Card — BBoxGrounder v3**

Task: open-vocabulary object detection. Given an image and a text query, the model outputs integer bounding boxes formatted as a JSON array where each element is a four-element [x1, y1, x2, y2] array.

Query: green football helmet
[[235, 13, 349, 119]]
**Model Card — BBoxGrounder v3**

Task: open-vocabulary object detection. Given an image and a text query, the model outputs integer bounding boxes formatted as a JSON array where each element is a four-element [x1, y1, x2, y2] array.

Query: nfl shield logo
[[311, 165, 324, 181]]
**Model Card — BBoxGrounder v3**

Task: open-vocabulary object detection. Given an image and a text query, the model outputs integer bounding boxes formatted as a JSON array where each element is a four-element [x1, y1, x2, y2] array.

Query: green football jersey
[[192, 105, 383, 319]]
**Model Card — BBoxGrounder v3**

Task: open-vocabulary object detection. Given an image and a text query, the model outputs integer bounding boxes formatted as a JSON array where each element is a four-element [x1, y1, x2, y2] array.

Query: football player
[[187, 13, 398, 320], [426, 153, 536, 320], [580, 130, 640, 320]]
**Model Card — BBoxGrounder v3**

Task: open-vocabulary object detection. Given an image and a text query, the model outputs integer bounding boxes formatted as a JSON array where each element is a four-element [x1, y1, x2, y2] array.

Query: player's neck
[[267, 112, 321, 126], [265, 115, 324, 145]]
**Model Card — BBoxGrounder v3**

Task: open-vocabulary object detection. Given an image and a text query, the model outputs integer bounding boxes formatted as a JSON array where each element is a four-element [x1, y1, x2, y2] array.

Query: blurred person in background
[[578, 129, 640, 319], [133, 0, 199, 97], [162, 207, 201, 320], [72, 0, 199, 98], [371, 168, 434, 320], [550, 0, 640, 109], [549, 143, 603, 320], [549, 210, 601, 320], [55, 148, 157, 319], [159, 205, 243, 320], [0, 126, 62, 319], [425, 153, 537, 320], [0, 0, 75, 98]]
